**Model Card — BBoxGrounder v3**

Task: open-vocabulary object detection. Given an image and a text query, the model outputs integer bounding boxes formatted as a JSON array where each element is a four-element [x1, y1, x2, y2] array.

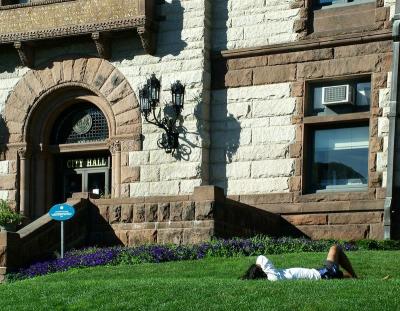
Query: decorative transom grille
[[53, 104, 109, 144]]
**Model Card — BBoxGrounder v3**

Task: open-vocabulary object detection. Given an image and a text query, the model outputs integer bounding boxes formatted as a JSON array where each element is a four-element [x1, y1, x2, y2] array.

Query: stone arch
[[4, 57, 141, 144], [3, 58, 142, 218]]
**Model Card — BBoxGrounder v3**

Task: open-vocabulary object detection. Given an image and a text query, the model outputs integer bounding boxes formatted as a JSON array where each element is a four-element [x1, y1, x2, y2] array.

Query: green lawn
[[1, 251, 399, 311]]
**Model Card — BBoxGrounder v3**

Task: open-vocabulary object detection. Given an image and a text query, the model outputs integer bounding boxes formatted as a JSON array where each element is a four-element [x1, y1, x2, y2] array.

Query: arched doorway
[[26, 90, 115, 218], [5, 58, 141, 220]]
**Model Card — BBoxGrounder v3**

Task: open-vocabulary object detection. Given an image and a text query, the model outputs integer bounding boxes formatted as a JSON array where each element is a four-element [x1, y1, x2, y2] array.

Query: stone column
[[109, 140, 121, 198], [17, 147, 30, 218]]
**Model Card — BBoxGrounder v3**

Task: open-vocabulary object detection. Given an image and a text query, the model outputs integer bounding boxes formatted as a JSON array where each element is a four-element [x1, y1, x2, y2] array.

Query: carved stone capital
[[17, 147, 30, 159], [91, 32, 111, 60], [14, 41, 34, 68], [108, 140, 121, 154]]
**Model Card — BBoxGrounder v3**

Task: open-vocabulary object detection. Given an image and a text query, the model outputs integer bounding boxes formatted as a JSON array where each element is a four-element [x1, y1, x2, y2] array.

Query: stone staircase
[[0, 198, 89, 282]]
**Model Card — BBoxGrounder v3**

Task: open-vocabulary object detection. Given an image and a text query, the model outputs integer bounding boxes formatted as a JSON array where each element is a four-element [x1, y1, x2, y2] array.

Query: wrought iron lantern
[[139, 74, 185, 153]]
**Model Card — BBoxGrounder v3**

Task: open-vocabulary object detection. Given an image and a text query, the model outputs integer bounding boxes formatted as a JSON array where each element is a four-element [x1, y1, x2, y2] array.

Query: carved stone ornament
[[14, 41, 34, 68], [0, 0, 158, 57], [73, 113, 93, 135], [92, 32, 111, 60], [108, 140, 122, 154], [17, 147, 30, 159]]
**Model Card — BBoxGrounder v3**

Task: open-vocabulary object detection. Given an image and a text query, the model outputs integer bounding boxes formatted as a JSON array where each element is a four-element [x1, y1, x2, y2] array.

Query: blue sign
[[49, 204, 75, 221]]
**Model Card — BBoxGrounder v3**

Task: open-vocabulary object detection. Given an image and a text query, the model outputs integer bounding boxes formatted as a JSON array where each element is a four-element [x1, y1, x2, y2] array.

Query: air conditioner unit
[[322, 85, 355, 106]]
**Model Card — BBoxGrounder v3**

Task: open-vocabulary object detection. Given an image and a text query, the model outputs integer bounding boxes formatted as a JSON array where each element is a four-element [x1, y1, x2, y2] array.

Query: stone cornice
[[213, 30, 392, 60], [0, 0, 76, 10], [0, 17, 147, 44], [0, 0, 158, 61]]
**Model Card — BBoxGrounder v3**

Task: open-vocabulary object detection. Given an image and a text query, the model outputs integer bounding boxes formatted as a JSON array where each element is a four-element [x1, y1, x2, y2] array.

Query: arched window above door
[[52, 103, 109, 145]]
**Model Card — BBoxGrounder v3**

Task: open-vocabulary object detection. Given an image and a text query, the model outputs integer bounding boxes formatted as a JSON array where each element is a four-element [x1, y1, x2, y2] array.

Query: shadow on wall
[[211, 0, 229, 51], [0, 114, 9, 157], [110, 0, 187, 61], [210, 89, 241, 193], [157, 0, 187, 57]]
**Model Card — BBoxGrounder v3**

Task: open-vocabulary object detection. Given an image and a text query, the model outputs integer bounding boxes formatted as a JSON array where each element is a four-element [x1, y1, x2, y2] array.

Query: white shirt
[[256, 255, 321, 281]]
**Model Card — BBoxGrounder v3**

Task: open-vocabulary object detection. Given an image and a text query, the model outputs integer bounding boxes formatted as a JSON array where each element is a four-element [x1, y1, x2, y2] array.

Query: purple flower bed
[[9, 236, 398, 281]]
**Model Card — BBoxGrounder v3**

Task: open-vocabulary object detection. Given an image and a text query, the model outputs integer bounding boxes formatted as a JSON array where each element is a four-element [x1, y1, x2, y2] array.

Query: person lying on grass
[[242, 244, 357, 281]]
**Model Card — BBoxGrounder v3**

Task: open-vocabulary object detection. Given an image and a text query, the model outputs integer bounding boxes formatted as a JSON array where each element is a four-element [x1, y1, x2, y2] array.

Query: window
[[311, 126, 369, 192], [305, 78, 371, 193], [314, 0, 375, 9], [310, 80, 371, 116], [52, 103, 109, 144]]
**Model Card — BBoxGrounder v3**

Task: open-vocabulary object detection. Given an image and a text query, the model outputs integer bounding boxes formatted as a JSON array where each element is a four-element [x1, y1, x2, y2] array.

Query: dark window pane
[[88, 172, 106, 196], [52, 103, 109, 144], [311, 127, 369, 191]]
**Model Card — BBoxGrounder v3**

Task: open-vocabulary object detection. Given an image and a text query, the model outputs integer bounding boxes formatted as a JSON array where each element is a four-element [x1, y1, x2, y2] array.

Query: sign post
[[49, 203, 75, 259]]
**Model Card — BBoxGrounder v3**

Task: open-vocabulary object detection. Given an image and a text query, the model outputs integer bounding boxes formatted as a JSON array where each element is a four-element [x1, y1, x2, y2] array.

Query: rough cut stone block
[[195, 201, 214, 220], [228, 177, 289, 194], [284, 214, 327, 226], [100, 69, 124, 98], [116, 230, 129, 246], [228, 56, 268, 70], [121, 205, 133, 223], [107, 80, 133, 104], [72, 58, 88, 82], [170, 202, 183, 221], [334, 41, 391, 58], [36, 68, 54, 91], [269, 49, 333, 65], [51, 61, 63, 84], [251, 159, 295, 178], [183, 228, 213, 244], [128, 230, 157, 246], [145, 203, 158, 222], [62, 59, 74, 82], [0, 246, 6, 266], [121, 166, 140, 183], [93, 60, 114, 90], [328, 212, 383, 225], [158, 203, 170, 222], [109, 205, 121, 224], [253, 65, 296, 85], [157, 229, 184, 245], [0, 161, 8, 175], [289, 176, 302, 191], [291, 82, 304, 97], [113, 93, 138, 116], [182, 201, 195, 221], [297, 55, 379, 79], [298, 225, 370, 240], [369, 224, 384, 239], [133, 204, 145, 223], [83, 58, 102, 85], [160, 163, 201, 181], [0, 175, 16, 190], [140, 165, 160, 182], [98, 205, 109, 222], [225, 69, 252, 87], [252, 98, 296, 117]]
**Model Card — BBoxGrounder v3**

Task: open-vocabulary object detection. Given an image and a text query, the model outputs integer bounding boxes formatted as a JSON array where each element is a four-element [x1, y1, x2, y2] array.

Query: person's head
[[241, 264, 268, 280]]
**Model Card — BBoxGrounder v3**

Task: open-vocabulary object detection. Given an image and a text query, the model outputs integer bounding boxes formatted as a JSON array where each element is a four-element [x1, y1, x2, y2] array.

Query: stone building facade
[[0, 0, 399, 256]]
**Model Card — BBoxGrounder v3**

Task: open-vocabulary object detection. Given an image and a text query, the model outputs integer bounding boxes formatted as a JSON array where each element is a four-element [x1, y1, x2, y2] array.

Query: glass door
[[63, 172, 83, 201], [86, 171, 108, 197]]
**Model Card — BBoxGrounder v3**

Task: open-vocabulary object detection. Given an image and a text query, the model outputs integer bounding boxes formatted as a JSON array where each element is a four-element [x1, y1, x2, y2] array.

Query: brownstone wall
[[212, 35, 391, 240], [88, 186, 283, 245]]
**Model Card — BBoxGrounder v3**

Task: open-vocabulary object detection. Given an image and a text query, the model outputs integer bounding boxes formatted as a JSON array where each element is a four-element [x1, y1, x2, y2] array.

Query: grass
[[1, 250, 399, 311]]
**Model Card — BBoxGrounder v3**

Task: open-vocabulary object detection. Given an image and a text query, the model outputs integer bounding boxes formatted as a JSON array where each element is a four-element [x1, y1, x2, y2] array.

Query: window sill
[[304, 111, 370, 125], [315, 186, 368, 193]]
